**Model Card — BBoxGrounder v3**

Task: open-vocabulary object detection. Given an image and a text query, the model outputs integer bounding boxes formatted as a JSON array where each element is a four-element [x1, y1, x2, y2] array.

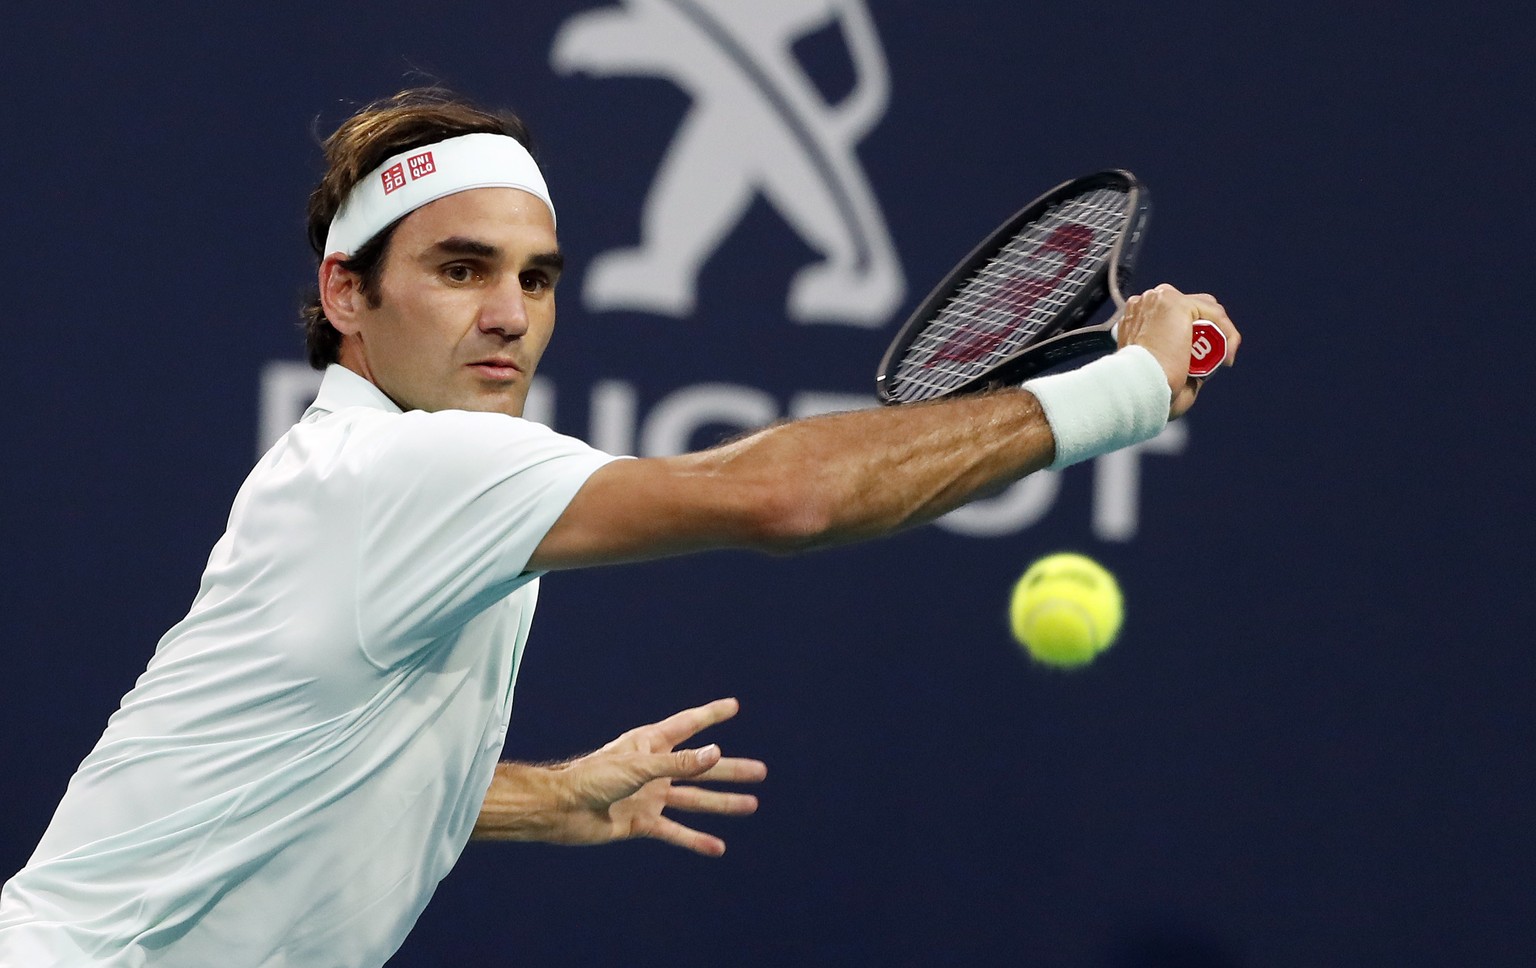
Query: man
[[0, 88, 1240, 967]]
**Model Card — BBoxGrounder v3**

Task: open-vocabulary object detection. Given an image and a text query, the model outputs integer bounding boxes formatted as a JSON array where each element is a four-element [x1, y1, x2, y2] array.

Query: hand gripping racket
[[875, 170, 1225, 405]]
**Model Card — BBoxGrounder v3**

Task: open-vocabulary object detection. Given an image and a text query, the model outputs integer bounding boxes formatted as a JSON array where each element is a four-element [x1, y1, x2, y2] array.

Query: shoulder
[[379, 409, 597, 467], [330, 409, 613, 504]]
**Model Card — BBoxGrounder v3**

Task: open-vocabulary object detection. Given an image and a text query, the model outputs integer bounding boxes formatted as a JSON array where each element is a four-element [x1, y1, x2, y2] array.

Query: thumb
[[650, 744, 720, 780], [623, 746, 718, 786]]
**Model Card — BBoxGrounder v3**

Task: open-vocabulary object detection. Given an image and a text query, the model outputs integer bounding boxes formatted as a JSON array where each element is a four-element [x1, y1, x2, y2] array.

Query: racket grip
[[1188, 320, 1227, 378]]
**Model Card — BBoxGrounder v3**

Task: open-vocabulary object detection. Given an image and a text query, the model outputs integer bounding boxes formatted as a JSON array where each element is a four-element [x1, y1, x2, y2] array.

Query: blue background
[[3, 2, 1532, 965]]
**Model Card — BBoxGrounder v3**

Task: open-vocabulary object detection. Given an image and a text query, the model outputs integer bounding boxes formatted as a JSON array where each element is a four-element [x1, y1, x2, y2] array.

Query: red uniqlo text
[[381, 163, 407, 195], [407, 152, 436, 180]]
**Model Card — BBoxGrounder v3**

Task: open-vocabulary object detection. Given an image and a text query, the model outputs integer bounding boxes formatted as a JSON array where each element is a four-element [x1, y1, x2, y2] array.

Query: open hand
[[548, 697, 767, 856]]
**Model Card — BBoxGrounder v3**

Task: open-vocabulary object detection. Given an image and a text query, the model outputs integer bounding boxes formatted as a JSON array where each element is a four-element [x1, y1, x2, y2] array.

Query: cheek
[[529, 309, 559, 359], [379, 291, 460, 347]]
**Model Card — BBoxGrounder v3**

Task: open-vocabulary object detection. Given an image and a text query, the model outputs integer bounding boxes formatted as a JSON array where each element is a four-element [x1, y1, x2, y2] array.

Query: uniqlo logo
[[381, 163, 407, 195], [407, 151, 436, 180]]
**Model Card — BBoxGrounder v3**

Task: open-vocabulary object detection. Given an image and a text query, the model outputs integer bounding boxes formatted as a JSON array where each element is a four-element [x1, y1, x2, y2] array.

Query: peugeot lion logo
[[552, 0, 905, 327]]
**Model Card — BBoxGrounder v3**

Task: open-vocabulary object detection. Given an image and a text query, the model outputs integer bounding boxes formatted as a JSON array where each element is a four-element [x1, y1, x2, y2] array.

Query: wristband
[[1022, 346, 1171, 469]]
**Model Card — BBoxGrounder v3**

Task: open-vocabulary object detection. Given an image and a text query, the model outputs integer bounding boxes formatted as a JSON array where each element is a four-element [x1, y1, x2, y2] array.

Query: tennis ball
[[1009, 553, 1123, 668]]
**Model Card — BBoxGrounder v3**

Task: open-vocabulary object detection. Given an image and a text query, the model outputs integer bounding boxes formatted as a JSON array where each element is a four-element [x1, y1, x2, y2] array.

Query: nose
[[478, 280, 530, 340]]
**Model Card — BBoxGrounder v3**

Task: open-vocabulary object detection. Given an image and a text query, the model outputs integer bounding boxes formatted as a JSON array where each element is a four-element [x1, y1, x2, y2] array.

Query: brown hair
[[300, 87, 536, 369]]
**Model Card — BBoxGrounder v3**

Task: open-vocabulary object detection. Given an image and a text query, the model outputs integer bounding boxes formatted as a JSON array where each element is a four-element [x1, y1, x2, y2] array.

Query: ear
[[319, 254, 366, 336]]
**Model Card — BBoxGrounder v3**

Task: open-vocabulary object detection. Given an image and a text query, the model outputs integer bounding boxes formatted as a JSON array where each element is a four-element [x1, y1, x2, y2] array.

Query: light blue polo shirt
[[0, 366, 618, 967]]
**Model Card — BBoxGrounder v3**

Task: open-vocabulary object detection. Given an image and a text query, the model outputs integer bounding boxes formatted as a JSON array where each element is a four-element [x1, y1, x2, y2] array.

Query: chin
[[463, 391, 527, 418]]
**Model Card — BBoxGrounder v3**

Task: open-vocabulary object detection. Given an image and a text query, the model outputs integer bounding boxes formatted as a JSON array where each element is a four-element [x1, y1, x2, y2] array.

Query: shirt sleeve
[[352, 409, 619, 666]]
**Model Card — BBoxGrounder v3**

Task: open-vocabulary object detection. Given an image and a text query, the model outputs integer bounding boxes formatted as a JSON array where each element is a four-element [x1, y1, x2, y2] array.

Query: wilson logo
[[931, 224, 1095, 366]]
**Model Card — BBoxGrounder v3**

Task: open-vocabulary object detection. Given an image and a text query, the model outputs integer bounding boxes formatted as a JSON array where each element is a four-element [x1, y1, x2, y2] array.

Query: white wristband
[[1022, 346, 1171, 469]]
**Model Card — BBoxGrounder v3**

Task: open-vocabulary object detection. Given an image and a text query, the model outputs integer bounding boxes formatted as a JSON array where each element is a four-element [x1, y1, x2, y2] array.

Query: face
[[323, 187, 562, 417]]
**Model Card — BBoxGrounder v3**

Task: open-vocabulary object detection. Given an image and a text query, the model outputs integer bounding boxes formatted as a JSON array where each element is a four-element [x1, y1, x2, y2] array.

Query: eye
[[520, 270, 553, 294], [443, 263, 479, 284]]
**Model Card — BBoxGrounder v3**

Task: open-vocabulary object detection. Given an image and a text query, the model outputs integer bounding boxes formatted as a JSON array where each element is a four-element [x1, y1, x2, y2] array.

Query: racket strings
[[890, 187, 1129, 403]]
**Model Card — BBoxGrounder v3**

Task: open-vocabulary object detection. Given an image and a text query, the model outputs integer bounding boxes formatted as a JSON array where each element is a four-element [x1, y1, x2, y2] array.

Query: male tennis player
[[0, 88, 1239, 967]]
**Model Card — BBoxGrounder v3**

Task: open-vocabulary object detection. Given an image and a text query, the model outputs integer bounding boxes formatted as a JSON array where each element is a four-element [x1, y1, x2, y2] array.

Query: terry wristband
[[1021, 346, 1171, 469]]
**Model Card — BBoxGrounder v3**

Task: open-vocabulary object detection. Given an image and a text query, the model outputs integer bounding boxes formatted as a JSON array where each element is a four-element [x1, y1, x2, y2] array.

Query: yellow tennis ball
[[1009, 553, 1123, 668]]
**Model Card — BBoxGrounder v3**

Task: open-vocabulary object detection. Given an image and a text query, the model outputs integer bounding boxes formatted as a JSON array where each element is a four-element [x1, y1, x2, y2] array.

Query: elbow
[[740, 481, 838, 555]]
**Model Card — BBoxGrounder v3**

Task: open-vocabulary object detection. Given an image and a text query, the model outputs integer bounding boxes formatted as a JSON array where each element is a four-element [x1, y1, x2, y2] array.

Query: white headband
[[323, 132, 555, 257]]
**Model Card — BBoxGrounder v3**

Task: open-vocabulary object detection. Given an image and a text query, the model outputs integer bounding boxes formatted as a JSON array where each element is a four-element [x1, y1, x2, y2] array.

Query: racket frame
[[876, 169, 1151, 405]]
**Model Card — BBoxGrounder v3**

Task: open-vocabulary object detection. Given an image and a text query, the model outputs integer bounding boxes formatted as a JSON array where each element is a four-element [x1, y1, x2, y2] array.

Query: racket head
[[876, 170, 1151, 405]]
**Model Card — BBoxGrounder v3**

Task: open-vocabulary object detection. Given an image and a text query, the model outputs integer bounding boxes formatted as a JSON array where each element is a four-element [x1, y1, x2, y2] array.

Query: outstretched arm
[[530, 285, 1241, 570], [471, 698, 767, 857]]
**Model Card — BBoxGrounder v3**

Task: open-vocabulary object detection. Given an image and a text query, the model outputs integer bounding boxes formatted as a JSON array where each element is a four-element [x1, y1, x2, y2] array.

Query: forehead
[[393, 187, 557, 250]]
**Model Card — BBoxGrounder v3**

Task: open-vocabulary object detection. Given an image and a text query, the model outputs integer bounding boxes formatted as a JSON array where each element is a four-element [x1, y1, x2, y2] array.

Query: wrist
[[1021, 346, 1171, 468], [471, 761, 570, 842]]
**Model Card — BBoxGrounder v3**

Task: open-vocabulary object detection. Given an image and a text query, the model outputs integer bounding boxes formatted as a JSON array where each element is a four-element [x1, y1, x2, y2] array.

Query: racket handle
[[1188, 320, 1227, 378]]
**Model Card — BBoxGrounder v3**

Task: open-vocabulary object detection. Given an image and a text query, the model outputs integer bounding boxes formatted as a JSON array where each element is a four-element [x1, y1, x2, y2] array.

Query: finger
[[695, 756, 768, 784], [646, 816, 727, 857], [1171, 380, 1201, 420], [644, 744, 724, 782], [647, 697, 741, 747], [667, 785, 760, 815], [1222, 318, 1241, 365], [588, 746, 721, 791], [1186, 294, 1241, 364], [1186, 294, 1228, 324], [1208, 316, 1240, 366]]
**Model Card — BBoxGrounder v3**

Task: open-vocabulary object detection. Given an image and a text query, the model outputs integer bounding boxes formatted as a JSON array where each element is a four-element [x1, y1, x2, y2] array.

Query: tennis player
[[0, 88, 1239, 967]]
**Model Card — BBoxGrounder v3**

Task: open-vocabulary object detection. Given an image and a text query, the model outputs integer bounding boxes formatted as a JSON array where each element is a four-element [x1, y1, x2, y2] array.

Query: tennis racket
[[875, 170, 1225, 405]]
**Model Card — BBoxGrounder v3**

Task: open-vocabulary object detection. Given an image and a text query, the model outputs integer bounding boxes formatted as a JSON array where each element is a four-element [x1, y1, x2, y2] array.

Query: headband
[[322, 132, 555, 258]]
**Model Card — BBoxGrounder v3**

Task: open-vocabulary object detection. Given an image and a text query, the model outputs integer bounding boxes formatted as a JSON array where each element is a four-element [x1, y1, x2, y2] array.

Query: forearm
[[693, 386, 1056, 551], [471, 761, 570, 842], [694, 344, 1180, 552]]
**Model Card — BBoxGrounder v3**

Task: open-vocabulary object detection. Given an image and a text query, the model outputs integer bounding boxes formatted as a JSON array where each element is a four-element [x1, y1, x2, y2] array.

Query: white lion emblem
[[553, 0, 905, 327]]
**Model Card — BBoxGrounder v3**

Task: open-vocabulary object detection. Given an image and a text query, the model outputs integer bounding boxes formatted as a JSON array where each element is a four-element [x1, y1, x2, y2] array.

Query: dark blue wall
[[4, 3, 1532, 965]]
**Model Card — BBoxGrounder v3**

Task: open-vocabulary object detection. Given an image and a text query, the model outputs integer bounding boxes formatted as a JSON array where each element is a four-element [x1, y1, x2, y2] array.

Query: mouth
[[467, 359, 523, 381]]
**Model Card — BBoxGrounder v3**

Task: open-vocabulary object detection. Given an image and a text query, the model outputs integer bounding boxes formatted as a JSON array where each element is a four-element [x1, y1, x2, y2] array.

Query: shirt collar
[[303, 364, 404, 420]]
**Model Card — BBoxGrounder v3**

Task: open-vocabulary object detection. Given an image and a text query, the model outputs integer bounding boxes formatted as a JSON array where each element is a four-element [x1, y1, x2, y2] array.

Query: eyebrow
[[428, 236, 500, 259], [428, 236, 564, 274], [527, 250, 565, 274]]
